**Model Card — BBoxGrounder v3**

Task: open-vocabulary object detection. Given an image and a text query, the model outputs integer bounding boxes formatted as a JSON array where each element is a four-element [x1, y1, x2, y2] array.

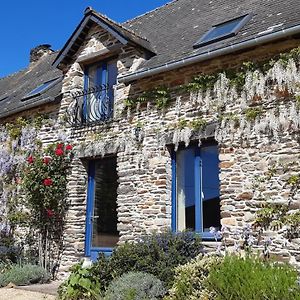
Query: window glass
[[92, 157, 119, 248], [176, 148, 196, 231], [194, 15, 251, 48], [24, 77, 60, 99], [201, 145, 221, 232], [174, 144, 220, 236], [203, 18, 241, 43]]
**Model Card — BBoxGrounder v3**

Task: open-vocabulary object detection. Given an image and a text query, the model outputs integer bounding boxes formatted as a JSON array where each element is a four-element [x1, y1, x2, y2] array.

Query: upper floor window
[[172, 142, 221, 240], [83, 59, 118, 123]]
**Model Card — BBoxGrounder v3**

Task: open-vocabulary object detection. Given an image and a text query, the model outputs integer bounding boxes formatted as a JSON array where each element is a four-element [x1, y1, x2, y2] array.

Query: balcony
[[67, 84, 114, 127]]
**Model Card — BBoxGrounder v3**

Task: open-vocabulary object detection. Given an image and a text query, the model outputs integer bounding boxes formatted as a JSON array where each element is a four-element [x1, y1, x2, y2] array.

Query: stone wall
[[57, 20, 300, 274]]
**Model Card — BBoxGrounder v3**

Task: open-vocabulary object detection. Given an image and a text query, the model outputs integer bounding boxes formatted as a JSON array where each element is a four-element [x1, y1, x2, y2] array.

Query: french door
[[172, 143, 221, 239], [85, 157, 119, 260], [83, 59, 117, 122]]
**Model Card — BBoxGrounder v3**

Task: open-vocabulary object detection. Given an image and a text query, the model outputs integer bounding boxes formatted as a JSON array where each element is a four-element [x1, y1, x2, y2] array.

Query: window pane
[[203, 18, 241, 42], [87, 65, 98, 89], [201, 145, 221, 232], [176, 148, 196, 231], [92, 157, 119, 248]]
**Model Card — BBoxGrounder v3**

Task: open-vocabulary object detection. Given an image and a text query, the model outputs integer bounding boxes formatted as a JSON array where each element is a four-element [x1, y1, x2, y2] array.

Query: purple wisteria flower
[[20, 126, 37, 151], [0, 148, 14, 177]]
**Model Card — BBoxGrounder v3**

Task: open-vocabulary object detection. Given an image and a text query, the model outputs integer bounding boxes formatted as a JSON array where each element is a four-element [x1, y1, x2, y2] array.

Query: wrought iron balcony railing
[[67, 84, 114, 126]]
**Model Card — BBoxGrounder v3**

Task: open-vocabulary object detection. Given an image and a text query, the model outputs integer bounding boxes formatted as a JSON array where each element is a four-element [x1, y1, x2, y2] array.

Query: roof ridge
[[0, 67, 27, 82], [93, 10, 150, 42], [0, 50, 60, 82], [123, 0, 178, 25]]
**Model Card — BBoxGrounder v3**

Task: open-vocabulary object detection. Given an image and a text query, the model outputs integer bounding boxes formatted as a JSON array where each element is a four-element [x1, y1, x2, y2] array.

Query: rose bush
[[22, 142, 73, 274]]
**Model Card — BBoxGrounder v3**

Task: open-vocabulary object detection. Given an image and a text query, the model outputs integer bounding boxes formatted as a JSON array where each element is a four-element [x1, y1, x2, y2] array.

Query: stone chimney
[[30, 44, 53, 64]]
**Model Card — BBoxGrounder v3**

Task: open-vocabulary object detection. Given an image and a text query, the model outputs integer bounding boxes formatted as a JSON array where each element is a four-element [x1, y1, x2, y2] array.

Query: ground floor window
[[172, 142, 220, 239], [85, 156, 119, 260]]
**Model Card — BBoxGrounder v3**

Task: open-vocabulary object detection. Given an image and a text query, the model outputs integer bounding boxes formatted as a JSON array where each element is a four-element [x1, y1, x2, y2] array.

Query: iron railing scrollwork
[[67, 84, 114, 126]]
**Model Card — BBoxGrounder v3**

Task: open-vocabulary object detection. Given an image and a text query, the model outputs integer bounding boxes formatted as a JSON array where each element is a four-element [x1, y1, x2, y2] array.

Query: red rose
[[55, 148, 64, 156], [43, 178, 53, 186], [46, 209, 54, 218], [57, 143, 64, 149], [43, 156, 52, 164], [27, 156, 34, 164], [65, 144, 73, 151]]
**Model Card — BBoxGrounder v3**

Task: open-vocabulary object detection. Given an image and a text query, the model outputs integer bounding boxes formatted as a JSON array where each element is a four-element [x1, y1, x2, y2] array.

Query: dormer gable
[[53, 7, 155, 70]]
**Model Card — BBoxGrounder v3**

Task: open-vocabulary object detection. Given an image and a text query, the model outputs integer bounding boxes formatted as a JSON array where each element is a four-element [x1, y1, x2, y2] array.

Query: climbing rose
[[43, 178, 53, 186], [46, 209, 54, 218], [65, 144, 73, 151], [43, 156, 52, 164], [55, 148, 64, 156], [27, 156, 34, 164], [56, 143, 64, 149]]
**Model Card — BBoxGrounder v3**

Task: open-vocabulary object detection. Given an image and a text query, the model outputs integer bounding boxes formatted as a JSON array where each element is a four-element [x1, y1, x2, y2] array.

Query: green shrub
[[166, 254, 222, 300], [58, 263, 101, 300], [92, 231, 203, 289], [206, 255, 300, 300], [0, 263, 50, 287], [105, 272, 166, 300]]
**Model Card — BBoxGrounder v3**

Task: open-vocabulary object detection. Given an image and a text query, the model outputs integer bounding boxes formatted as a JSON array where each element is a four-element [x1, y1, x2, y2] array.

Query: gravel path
[[0, 287, 56, 300]]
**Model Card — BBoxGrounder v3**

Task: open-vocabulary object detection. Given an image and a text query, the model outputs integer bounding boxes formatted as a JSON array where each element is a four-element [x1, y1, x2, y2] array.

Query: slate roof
[[0, 52, 62, 119], [2, 0, 300, 118], [123, 0, 300, 71]]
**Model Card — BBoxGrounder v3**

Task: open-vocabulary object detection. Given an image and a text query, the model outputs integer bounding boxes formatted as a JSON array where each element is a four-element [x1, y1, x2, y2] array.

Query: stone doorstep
[[15, 281, 62, 296]]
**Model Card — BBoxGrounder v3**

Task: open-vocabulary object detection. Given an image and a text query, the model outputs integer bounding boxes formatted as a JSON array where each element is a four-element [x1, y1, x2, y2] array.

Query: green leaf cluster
[[124, 87, 171, 110], [58, 263, 101, 300], [206, 255, 300, 300], [92, 231, 203, 291], [105, 272, 166, 300]]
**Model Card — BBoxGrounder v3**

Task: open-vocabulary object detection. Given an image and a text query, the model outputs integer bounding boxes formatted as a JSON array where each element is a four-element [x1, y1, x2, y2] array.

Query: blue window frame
[[171, 142, 221, 240], [85, 157, 119, 261], [193, 14, 252, 48], [22, 77, 61, 100], [83, 59, 117, 122]]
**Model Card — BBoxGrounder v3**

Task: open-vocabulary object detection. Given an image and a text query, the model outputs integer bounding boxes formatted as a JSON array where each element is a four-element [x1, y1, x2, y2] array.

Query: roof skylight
[[22, 77, 61, 100], [0, 96, 8, 102], [193, 14, 252, 48]]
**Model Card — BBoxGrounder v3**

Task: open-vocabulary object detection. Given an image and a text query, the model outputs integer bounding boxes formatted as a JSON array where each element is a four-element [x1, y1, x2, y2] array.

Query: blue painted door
[[85, 158, 119, 260]]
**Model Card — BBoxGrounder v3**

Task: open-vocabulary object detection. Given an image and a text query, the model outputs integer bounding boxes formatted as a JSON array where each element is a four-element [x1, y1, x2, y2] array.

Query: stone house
[[1, 0, 300, 274]]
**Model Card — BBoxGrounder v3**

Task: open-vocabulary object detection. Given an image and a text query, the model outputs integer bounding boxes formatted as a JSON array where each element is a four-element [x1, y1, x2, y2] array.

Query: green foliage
[[254, 202, 300, 239], [219, 112, 240, 128], [0, 264, 50, 287], [105, 272, 166, 300], [58, 263, 101, 300], [254, 203, 288, 230], [166, 255, 222, 300], [22, 142, 74, 271], [185, 74, 219, 92], [189, 118, 207, 131], [287, 174, 300, 186], [206, 255, 300, 300], [295, 95, 300, 109], [92, 231, 203, 290], [124, 87, 171, 110], [177, 119, 188, 130], [244, 107, 263, 121]]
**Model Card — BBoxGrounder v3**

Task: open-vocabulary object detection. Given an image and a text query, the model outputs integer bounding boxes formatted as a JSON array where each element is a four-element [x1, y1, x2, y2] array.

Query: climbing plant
[[22, 142, 73, 274]]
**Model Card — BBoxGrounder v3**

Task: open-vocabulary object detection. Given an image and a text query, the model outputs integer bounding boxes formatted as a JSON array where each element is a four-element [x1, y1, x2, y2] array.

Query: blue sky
[[0, 0, 170, 78]]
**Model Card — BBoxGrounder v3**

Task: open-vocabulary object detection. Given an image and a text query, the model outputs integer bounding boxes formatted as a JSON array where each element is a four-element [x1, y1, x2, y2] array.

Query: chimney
[[30, 44, 53, 64]]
